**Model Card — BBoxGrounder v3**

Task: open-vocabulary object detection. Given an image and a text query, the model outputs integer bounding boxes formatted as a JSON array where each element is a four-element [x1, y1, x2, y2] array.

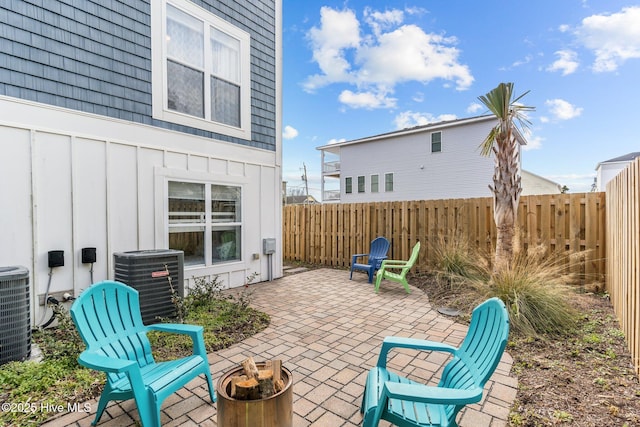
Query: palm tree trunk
[[491, 134, 521, 270]]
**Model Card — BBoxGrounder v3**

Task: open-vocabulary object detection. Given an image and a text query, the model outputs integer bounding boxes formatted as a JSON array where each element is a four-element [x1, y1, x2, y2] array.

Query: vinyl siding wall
[[339, 118, 498, 202]]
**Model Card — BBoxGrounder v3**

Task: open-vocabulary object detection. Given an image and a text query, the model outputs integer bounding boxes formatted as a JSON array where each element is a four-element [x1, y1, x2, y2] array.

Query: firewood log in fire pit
[[231, 357, 285, 400]]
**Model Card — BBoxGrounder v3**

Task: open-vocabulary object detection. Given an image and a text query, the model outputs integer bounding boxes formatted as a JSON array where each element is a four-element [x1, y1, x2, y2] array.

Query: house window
[[371, 174, 379, 192], [385, 173, 394, 192], [358, 176, 365, 193], [345, 177, 353, 194], [169, 181, 241, 266], [431, 131, 442, 153], [152, 0, 251, 139]]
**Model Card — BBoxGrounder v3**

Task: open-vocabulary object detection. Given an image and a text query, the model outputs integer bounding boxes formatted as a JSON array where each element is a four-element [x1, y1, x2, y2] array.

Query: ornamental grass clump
[[431, 235, 580, 336], [430, 236, 487, 282], [469, 244, 579, 336]]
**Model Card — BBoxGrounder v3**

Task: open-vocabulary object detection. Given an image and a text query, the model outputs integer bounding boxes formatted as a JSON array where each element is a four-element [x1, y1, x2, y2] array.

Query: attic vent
[[113, 250, 184, 324], [0, 266, 31, 365]]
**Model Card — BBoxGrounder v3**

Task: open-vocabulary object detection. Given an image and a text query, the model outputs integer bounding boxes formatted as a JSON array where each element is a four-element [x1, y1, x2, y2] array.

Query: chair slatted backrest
[[71, 281, 155, 383], [439, 297, 509, 420], [402, 241, 421, 274], [369, 237, 390, 269]]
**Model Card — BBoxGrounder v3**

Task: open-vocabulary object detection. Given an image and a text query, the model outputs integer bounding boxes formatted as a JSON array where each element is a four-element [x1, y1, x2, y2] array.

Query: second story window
[[152, 0, 251, 139], [431, 131, 442, 153], [345, 177, 353, 194]]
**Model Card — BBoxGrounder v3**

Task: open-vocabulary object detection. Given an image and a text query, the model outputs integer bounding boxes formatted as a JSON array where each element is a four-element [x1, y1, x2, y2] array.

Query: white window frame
[[431, 131, 442, 153], [357, 175, 365, 193], [370, 174, 379, 193], [384, 172, 394, 192], [345, 176, 353, 194], [151, 0, 251, 139], [156, 168, 246, 270]]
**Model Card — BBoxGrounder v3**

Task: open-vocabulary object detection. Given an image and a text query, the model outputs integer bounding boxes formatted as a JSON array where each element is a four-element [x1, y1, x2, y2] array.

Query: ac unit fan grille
[[0, 266, 31, 365], [113, 250, 184, 324]]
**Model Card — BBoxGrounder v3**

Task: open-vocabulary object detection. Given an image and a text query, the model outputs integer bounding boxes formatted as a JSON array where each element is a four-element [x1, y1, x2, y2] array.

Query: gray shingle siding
[[0, 0, 277, 151]]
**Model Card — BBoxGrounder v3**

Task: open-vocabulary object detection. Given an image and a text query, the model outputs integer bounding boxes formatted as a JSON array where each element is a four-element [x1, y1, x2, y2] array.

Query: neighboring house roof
[[285, 195, 318, 204], [596, 152, 640, 169], [316, 114, 527, 152], [520, 170, 562, 195]]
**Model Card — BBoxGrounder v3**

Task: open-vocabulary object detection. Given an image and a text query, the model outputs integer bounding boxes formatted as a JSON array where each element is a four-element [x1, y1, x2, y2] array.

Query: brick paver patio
[[42, 268, 517, 427]]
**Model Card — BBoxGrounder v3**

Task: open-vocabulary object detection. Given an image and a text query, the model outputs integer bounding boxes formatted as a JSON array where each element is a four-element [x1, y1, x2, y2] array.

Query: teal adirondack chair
[[70, 280, 215, 427], [350, 237, 390, 283], [360, 297, 510, 427], [374, 241, 420, 293]]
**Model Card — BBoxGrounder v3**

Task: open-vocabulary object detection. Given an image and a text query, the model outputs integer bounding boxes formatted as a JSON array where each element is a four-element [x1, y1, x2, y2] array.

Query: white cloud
[[522, 135, 544, 151], [394, 111, 457, 129], [338, 89, 397, 109], [328, 138, 346, 145], [412, 92, 425, 103], [282, 125, 299, 140], [303, 7, 361, 92], [545, 99, 583, 120], [364, 7, 404, 37], [575, 6, 640, 72], [303, 6, 474, 108], [546, 50, 579, 75], [511, 54, 533, 68], [466, 102, 483, 114]]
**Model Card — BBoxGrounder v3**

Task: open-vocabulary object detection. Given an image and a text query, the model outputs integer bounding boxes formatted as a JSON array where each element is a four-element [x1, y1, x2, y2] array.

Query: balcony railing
[[322, 161, 340, 174], [323, 190, 340, 201]]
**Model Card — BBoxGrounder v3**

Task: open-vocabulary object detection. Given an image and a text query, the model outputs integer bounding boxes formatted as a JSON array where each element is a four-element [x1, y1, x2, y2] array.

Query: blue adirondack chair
[[70, 280, 215, 427], [350, 237, 390, 283], [361, 297, 510, 427], [374, 241, 421, 293]]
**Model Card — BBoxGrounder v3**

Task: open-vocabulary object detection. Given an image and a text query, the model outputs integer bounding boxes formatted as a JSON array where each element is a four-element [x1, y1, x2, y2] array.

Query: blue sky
[[281, 1, 640, 199]]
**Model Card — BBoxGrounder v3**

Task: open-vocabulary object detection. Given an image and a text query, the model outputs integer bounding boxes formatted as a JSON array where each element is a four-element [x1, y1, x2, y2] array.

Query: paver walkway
[[43, 268, 517, 427]]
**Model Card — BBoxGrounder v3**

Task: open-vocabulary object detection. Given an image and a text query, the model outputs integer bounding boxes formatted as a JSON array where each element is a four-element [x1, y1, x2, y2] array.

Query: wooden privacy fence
[[606, 158, 640, 376], [283, 192, 606, 282]]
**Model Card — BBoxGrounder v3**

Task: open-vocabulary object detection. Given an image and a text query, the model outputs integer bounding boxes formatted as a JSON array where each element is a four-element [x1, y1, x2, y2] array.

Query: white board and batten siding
[[337, 117, 499, 202], [0, 97, 282, 325]]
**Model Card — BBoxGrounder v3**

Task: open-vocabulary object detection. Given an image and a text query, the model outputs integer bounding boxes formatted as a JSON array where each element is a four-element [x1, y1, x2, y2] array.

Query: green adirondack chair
[[70, 280, 215, 427], [374, 241, 420, 293], [360, 297, 510, 427]]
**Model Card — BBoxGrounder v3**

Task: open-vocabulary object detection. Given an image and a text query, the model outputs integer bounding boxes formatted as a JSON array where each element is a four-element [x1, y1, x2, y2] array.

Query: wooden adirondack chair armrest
[[382, 382, 483, 405], [78, 351, 137, 373], [376, 336, 457, 367]]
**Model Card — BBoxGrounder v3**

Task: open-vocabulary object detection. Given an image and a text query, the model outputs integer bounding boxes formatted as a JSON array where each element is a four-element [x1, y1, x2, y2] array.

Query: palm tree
[[479, 82, 534, 270]]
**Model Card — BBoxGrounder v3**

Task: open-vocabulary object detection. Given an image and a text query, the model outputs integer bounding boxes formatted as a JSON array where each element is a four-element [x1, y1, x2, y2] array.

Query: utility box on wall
[[263, 238, 276, 255], [113, 250, 184, 324]]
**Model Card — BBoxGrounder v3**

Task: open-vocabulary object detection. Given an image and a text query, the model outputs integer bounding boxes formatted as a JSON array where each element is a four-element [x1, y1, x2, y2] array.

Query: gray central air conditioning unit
[[0, 266, 31, 366], [113, 250, 184, 324]]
